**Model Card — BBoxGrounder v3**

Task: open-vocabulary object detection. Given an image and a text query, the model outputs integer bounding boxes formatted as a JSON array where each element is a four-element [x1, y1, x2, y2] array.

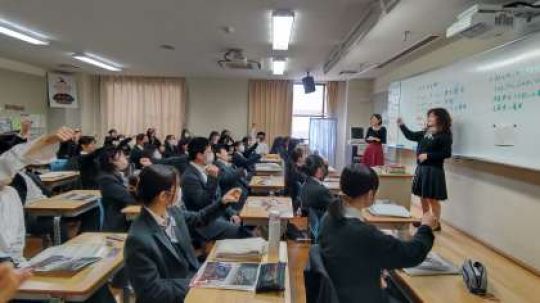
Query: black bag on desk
[[462, 260, 488, 295]]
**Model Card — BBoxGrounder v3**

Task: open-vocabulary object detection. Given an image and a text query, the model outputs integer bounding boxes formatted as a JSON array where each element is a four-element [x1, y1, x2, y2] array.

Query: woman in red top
[[362, 114, 387, 167]]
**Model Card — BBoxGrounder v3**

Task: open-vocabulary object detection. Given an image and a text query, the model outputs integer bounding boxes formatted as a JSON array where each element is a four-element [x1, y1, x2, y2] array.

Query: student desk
[[254, 162, 283, 176], [15, 232, 126, 302], [372, 167, 414, 209], [25, 190, 100, 245], [391, 223, 540, 303], [185, 241, 291, 303], [261, 153, 282, 163], [361, 209, 420, 231], [39, 171, 80, 192], [122, 204, 142, 221], [327, 167, 414, 209], [327, 166, 339, 177], [240, 196, 294, 233], [249, 176, 285, 193]]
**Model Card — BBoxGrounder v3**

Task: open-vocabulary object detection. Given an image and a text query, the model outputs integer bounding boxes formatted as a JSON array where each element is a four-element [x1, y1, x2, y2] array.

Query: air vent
[[218, 49, 261, 70], [377, 35, 440, 69]]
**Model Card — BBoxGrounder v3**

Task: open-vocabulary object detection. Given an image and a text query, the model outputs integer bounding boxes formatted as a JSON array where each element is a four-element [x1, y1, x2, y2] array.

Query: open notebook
[[403, 252, 460, 276]]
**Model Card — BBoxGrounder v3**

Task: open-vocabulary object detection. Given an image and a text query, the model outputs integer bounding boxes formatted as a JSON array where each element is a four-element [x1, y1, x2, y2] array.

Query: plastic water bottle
[[268, 209, 281, 263]]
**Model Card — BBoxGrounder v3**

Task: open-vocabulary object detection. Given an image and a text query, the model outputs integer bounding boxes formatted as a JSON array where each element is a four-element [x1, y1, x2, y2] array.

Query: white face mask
[[168, 140, 177, 146], [238, 145, 245, 153], [205, 152, 215, 165]]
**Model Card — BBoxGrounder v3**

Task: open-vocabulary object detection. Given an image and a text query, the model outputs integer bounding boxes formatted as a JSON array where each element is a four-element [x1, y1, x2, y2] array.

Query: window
[[291, 84, 326, 141]]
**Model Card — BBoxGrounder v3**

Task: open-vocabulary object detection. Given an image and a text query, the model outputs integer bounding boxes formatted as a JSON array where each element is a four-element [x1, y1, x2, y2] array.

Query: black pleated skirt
[[412, 165, 448, 200]]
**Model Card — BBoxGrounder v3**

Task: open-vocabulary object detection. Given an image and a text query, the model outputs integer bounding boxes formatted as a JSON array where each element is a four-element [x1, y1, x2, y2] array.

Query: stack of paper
[[368, 204, 410, 218], [27, 244, 110, 276], [403, 252, 460, 276], [214, 238, 267, 262]]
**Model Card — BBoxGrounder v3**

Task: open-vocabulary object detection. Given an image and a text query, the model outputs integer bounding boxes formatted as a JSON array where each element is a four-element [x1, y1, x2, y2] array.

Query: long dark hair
[[137, 164, 178, 206], [328, 164, 379, 221], [98, 147, 123, 173], [428, 108, 452, 134]]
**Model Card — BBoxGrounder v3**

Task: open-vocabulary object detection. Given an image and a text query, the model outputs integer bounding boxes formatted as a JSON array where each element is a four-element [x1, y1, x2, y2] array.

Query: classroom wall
[[0, 66, 47, 119], [346, 79, 374, 139], [186, 78, 249, 139], [374, 34, 540, 271]]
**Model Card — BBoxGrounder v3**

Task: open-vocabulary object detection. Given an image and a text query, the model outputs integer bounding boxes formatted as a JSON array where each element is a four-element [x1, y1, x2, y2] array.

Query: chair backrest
[[308, 208, 325, 242], [304, 244, 340, 303]]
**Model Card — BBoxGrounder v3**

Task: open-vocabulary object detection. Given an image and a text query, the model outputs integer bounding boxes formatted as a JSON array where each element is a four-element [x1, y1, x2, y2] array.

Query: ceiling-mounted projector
[[446, 4, 514, 39]]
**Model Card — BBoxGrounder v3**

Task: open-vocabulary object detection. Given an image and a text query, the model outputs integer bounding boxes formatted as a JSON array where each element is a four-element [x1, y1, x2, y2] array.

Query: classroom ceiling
[[0, 0, 514, 80]]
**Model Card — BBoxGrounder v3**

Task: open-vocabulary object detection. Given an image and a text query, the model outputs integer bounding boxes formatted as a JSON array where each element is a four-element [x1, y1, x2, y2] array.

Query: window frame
[[291, 83, 328, 141]]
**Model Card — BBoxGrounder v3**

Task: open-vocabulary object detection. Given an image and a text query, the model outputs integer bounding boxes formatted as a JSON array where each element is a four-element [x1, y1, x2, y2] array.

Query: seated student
[[78, 135, 100, 189], [181, 137, 250, 240], [97, 148, 136, 232], [285, 147, 307, 212], [139, 150, 189, 176], [300, 154, 333, 215], [163, 135, 179, 158], [319, 164, 435, 303], [0, 261, 32, 303], [208, 131, 220, 147], [213, 144, 249, 210], [254, 132, 269, 155], [104, 128, 118, 147], [177, 137, 190, 156], [57, 128, 81, 159], [218, 129, 235, 148], [146, 128, 162, 151], [130, 133, 149, 169], [241, 136, 258, 158], [1, 127, 73, 265], [125, 165, 242, 303], [232, 141, 260, 173]]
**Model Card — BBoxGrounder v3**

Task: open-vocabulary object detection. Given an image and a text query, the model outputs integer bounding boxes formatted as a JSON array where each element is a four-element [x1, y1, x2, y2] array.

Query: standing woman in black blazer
[[319, 164, 436, 303], [97, 148, 136, 232], [363, 114, 387, 167], [125, 164, 241, 303], [398, 108, 452, 231]]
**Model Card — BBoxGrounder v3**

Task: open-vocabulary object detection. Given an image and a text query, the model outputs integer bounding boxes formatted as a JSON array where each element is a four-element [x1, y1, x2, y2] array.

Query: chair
[[308, 208, 324, 243], [304, 245, 340, 303]]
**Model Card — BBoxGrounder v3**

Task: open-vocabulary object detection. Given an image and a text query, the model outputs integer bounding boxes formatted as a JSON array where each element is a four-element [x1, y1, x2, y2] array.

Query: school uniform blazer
[[163, 143, 179, 158], [214, 161, 248, 192], [300, 177, 334, 212], [319, 213, 434, 303], [125, 204, 226, 303], [232, 152, 259, 172], [130, 145, 145, 169], [97, 172, 136, 232]]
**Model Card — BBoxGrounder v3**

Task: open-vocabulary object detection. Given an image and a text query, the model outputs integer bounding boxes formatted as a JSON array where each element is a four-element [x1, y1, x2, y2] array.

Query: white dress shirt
[[255, 142, 269, 155], [145, 207, 178, 243], [0, 137, 58, 265]]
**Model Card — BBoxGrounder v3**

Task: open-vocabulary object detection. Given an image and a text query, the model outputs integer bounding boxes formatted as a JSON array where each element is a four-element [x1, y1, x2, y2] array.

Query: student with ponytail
[[125, 164, 242, 303], [320, 164, 436, 303]]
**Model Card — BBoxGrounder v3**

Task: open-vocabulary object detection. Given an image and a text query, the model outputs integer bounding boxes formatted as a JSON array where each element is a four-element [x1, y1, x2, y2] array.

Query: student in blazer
[[181, 137, 250, 240], [300, 154, 333, 212], [319, 164, 435, 303], [97, 148, 136, 232], [212, 144, 249, 211], [125, 165, 242, 303]]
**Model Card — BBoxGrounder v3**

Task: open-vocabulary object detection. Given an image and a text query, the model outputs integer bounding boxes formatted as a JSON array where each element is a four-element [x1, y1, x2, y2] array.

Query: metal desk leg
[[53, 216, 62, 245]]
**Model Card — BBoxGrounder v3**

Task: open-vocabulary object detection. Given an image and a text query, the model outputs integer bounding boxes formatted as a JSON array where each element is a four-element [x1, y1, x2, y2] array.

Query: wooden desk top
[[255, 163, 283, 172], [25, 190, 101, 217], [186, 241, 291, 303], [249, 176, 285, 190], [261, 154, 282, 163], [393, 223, 540, 303], [17, 233, 126, 301], [39, 171, 80, 183], [122, 205, 142, 216], [240, 196, 294, 221]]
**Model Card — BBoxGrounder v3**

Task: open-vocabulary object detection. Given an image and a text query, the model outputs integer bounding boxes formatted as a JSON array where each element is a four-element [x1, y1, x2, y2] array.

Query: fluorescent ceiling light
[[272, 58, 286, 75], [272, 11, 294, 50], [73, 54, 121, 71], [0, 24, 49, 45]]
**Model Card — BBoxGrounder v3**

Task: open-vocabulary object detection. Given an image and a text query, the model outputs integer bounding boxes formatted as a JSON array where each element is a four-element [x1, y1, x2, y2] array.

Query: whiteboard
[[387, 33, 540, 171]]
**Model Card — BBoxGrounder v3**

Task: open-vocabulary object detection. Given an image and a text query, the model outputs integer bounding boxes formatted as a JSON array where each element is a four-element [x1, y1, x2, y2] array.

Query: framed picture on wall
[[48, 72, 78, 108]]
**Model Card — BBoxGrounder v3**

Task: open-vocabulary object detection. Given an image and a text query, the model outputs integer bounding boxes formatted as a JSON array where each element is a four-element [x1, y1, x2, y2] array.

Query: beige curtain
[[248, 80, 293, 143], [326, 81, 348, 169], [100, 76, 186, 138]]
